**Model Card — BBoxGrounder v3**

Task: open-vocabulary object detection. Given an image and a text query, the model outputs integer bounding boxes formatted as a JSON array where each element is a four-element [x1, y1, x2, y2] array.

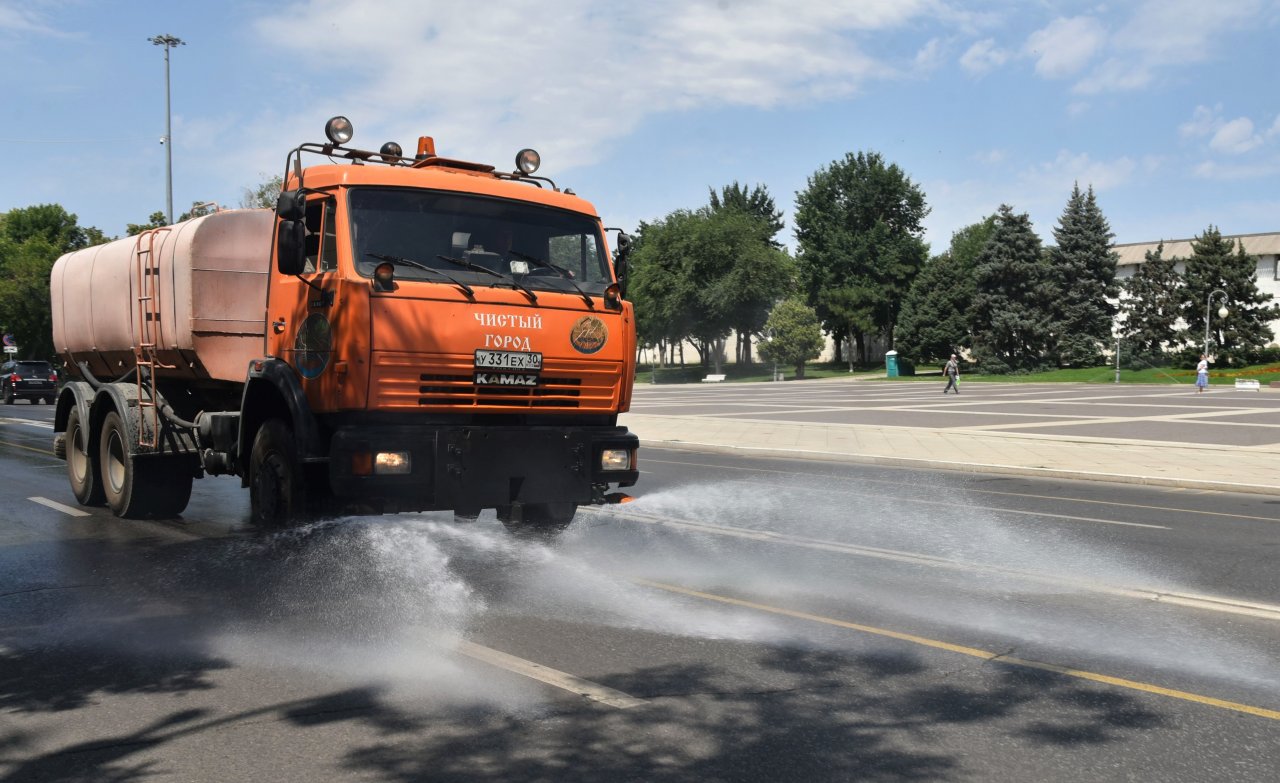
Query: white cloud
[[1179, 105, 1221, 138], [1024, 16, 1107, 78], [1193, 158, 1280, 180], [1066, 101, 1090, 117], [913, 37, 945, 72], [1179, 106, 1268, 153], [1023, 150, 1137, 193], [0, 3, 72, 37], [1072, 0, 1264, 94], [248, 0, 935, 173], [971, 149, 1006, 165], [1209, 117, 1262, 154], [959, 38, 1008, 74]]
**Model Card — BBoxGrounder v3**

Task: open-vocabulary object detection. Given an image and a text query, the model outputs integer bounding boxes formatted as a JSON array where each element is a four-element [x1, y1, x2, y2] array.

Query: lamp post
[[148, 34, 185, 225], [1204, 288, 1229, 357]]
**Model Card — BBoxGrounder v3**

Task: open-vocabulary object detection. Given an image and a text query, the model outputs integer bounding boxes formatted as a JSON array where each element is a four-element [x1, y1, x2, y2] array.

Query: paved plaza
[[621, 378, 1280, 495]]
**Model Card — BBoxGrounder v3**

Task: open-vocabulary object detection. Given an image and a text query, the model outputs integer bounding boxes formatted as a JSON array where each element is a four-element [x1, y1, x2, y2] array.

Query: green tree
[[896, 216, 995, 364], [759, 297, 825, 379], [793, 151, 929, 364], [1, 203, 104, 252], [241, 174, 285, 209], [968, 205, 1057, 373], [1048, 184, 1119, 366], [629, 207, 792, 373], [126, 211, 168, 236], [707, 182, 792, 364], [0, 205, 108, 360], [708, 182, 784, 246], [126, 202, 217, 236], [1119, 242, 1182, 363], [1178, 226, 1279, 363]]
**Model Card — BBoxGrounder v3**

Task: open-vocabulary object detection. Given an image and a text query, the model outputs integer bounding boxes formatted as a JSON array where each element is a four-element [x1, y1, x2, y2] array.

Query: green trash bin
[[885, 350, 899, 378]]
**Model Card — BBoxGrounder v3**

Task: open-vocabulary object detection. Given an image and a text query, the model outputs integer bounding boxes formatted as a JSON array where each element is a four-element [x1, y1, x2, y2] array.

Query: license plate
[[474, 372, 539, 387], [474, 349, 542, 371]]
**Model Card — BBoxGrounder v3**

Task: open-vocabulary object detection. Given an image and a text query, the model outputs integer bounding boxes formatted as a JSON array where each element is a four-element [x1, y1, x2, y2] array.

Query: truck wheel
[[250, 419, 304, 527], [66, 407, 105, 506], [497, 502, 577, 538], [99, 410, 155, 518]]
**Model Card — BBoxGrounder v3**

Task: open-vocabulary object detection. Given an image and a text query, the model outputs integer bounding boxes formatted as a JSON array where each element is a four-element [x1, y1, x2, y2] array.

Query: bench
[[1235, 379, 1261, 390], [701, 374, 726, 383]]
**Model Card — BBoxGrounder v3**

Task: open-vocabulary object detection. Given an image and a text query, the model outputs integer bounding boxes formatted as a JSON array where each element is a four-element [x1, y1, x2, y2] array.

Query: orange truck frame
[[50, 116, 639, 533]]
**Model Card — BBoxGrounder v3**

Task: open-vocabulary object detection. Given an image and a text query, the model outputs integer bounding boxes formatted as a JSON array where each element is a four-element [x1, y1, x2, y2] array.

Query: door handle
[[272, 318, 287, 334]]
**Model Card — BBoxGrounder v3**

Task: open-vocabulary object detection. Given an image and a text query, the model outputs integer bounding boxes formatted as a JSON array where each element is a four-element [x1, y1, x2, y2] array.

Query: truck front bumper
[[327, 425, 639, 512]]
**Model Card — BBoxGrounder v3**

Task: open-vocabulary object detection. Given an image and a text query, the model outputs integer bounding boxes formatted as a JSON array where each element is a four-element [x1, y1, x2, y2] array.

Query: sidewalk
[[620, 412, 1280, 496]]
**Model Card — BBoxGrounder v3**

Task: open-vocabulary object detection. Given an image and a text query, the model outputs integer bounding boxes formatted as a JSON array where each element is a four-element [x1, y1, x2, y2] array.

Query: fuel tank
[[51, 210, 272, 384]]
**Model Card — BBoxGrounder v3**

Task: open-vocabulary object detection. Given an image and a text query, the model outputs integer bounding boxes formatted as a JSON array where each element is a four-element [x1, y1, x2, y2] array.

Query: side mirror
[[276, 189, 305, 221], [614, 232, 632, 298], [276, 220, 306, 275]]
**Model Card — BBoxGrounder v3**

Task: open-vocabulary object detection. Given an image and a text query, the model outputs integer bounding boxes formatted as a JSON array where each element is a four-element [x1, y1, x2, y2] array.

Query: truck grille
[[372, 354, 621, 411]]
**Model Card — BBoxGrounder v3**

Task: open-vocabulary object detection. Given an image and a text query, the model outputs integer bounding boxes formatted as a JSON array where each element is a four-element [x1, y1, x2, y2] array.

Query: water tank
[[51, 210, 273, 384]]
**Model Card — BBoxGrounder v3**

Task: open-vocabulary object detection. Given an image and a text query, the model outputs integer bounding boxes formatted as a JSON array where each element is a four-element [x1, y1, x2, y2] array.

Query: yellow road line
[[455, 640, 645, 709], [0, 439, 58, 458], [635, 579, 1280, 722]]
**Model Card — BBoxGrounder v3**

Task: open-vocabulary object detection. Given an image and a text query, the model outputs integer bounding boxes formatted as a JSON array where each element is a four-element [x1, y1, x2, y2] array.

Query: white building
[[1113, 231, 1280, 340]]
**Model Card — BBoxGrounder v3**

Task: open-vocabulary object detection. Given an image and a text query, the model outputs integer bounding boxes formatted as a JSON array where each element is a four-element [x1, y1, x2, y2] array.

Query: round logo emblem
[[569, 315, 608, 355], [293, 313, 332, 379]]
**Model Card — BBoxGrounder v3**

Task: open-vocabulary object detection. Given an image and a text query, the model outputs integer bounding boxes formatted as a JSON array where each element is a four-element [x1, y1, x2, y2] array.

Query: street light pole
[[1204, 288, 1229, 357], [148, 34, 185, 225]]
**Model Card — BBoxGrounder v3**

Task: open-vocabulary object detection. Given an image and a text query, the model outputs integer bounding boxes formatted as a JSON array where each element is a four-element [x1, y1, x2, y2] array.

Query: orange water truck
[[50, 116, 639, 533]]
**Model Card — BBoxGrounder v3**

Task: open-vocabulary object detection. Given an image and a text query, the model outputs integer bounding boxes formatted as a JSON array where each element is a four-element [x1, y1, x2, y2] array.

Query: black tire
[[66, 407, 105, 506], [41, 397, 52, 405], [249, 419, 305, 528], [498, 502, 577, 538], [99, 410, 152, 518]]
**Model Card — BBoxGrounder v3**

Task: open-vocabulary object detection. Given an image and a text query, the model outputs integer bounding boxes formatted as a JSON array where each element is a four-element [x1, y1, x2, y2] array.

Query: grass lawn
[[639, 361, 1280, 386]]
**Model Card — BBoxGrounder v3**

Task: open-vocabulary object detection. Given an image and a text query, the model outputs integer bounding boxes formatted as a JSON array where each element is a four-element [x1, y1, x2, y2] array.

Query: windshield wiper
[[367, 252, 474, 299], [437, 254, 538, 305], [508, 250, 594, 308]]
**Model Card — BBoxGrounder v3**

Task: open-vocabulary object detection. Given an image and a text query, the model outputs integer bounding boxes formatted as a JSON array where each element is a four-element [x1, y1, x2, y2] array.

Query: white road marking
[[28, 496, 90, 517], [455, 640, 645, 709], [0, 417, 54, 429]]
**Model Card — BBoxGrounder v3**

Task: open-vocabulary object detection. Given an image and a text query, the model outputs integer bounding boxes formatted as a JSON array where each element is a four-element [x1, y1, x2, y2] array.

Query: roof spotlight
[[515, 148, 541, 175], [325, 116, 354, 145], [379, 141, 403, 163]]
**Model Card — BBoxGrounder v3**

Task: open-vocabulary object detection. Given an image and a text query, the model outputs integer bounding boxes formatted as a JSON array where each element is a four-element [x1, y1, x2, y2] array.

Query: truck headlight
[[600, 448, 632, 471], [375, 451, 411, 475]]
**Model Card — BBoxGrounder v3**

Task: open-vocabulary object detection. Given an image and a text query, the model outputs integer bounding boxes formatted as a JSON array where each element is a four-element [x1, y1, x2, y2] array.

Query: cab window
[[303, 199, 339, 273]]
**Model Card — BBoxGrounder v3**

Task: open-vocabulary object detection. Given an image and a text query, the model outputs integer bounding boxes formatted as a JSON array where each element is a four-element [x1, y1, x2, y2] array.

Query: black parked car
[[2, 360, 57, 404]]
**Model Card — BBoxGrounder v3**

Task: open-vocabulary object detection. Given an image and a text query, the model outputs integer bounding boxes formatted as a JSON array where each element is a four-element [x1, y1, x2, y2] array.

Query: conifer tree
[[968, 205, 1057, 373], [1048, 184, 1118, 366], [1178, 227, 1278, 363], [1119, 242, 1182, 363], [897, 216, 995, 363]]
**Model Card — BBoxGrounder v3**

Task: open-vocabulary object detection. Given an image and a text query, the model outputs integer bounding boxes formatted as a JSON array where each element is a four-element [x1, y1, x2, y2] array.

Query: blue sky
[[2, 0, 1277, 252]]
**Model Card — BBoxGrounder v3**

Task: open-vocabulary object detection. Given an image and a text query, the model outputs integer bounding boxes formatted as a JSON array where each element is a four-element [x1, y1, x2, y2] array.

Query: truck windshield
[[349, 187, 612, 293]]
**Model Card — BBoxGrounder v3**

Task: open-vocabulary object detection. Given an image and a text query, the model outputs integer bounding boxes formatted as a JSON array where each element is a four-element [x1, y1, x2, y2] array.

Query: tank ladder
[[132, 227, 176, 448]]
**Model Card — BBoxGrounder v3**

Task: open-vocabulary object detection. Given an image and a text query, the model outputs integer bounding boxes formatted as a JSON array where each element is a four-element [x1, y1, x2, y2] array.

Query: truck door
[[267, 194, 348, 412]]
